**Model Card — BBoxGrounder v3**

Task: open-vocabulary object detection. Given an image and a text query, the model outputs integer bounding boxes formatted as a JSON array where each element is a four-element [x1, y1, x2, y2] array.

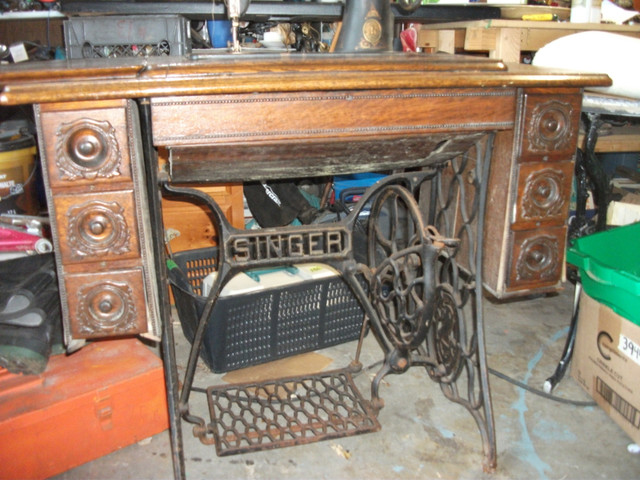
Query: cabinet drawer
[[64, 269, 149, 338], [520, 93, 581, 161], [513, 161, 574, 228], [40, 106, 133, 188], [506, 227, 566, 290], [53, 190, 140, 264]]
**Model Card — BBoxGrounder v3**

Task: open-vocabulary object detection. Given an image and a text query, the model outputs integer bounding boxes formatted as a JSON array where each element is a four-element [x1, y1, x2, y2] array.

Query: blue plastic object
[[208, 20, 232, 48], [333, 173, 386, 204]]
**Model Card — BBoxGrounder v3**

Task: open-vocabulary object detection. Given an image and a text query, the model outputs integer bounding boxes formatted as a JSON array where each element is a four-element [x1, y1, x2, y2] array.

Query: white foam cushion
[[532, 31, 640, 99]]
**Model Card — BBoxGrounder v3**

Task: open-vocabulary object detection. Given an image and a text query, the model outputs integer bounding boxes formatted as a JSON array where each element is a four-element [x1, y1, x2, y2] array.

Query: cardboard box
[[572, 292, 640, 444], [607, 191, 640, 226], [0, 338, 169, 480]]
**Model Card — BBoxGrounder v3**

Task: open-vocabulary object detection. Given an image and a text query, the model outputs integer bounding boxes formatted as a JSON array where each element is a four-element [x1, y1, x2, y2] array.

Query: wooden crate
[[162, 182, 244, 253]]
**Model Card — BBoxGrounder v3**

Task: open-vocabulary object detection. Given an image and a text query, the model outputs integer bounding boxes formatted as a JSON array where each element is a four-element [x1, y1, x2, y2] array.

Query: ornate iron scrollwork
[[367, 185, 436, 350], [427, 284, 463, 381]]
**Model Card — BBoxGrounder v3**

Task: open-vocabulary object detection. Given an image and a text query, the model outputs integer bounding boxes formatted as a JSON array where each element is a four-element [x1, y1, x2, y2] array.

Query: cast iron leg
[[137, 99, 185, 480]]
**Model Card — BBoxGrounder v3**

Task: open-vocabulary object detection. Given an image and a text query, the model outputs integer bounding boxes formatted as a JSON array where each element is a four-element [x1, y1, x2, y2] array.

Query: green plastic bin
[[567, 222, 640, 326]]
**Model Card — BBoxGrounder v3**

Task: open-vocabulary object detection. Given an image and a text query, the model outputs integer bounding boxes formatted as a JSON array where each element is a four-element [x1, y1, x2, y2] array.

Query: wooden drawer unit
[[36, 100, 161, 344], [484, 89, 582, 298]]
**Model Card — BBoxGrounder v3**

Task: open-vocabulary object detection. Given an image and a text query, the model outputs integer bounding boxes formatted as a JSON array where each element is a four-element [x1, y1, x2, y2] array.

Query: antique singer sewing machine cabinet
[[0, 53, 609, 476]]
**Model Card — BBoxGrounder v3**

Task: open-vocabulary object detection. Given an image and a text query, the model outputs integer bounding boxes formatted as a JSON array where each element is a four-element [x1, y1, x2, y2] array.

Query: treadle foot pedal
[[205, 367, 381, 456]]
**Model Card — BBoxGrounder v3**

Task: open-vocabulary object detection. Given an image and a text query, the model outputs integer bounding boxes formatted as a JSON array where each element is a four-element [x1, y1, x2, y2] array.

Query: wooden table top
[[0, 52, 611, 105]]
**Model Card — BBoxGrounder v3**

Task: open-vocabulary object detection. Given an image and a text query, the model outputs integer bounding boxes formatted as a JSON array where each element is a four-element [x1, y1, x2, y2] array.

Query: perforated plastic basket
[[170, 247, 365, 372], [567, 222, 640, 326], [64, 15, 191, 59]]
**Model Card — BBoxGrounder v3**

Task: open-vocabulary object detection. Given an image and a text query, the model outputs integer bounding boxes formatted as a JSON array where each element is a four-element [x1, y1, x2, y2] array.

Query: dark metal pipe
[[137, 98, 186, 480]]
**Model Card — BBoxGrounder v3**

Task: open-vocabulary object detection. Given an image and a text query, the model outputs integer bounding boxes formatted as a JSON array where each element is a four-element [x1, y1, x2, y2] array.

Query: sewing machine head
[[223, 0, 422, 53]]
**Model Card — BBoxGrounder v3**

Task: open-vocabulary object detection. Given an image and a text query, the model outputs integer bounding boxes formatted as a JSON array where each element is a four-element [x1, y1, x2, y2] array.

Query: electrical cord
[[191, 360, 595, 407], [488, 366, 596, 407]]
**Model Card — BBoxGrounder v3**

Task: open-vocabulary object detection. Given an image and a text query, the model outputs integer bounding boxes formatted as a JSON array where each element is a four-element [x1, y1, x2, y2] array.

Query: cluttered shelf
[[581, 123, 640, 153], [418, 17, 640, 62]]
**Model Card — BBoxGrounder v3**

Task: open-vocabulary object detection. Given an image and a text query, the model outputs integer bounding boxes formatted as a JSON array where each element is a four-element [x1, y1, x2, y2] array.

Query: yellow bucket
[[0, 128, 39, 216]]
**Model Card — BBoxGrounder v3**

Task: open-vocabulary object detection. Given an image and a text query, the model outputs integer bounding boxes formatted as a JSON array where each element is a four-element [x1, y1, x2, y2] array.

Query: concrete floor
[[55, 283, 640, 480]]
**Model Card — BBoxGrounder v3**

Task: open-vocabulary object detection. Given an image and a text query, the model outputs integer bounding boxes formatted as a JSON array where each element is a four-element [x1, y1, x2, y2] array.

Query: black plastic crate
[[169, 247, 366, 373], [64, 15, 191, 59]]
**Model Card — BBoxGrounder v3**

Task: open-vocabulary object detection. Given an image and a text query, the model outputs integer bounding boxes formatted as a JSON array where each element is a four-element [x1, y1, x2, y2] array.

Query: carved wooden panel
[[507, 227, 566, 290], [55, 118, 122, 181], [54, 191, 140, 264], [64, 269, 148, 338], [513, 161, 574, 227], [39, 105, 133, 188], [520, 93, 582, 161]]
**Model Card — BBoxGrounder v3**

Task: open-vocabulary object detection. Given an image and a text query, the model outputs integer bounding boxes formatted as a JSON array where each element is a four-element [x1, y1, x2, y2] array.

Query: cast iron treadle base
[[205, 367, 381, 456]]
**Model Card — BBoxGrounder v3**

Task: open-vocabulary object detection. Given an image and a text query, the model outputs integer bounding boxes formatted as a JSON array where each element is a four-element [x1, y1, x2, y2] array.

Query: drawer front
[[40, 106, 133, 188], [506, 227, 566, 290], [64, 269, 149, 338], [513, 161, 574, 227], [54, 190, 141, 264], [520, 93, 581, 161]]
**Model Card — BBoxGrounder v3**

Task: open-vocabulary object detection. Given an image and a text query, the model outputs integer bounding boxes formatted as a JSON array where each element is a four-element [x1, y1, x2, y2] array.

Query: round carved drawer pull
[[77, 281, 137, 335], [527, 100, 574, 152], [544, 118, 559, 133], [516, 235, 559, 282], [98, 299, 113, 314], [522, 168, 565, 219], [67, 200, 131, 258], [55, 118, 122, 180], [77, 138, 99, 158], [89, 217, 107, 235], [527, 250, 545, 266], [70, 128, 106, 167]]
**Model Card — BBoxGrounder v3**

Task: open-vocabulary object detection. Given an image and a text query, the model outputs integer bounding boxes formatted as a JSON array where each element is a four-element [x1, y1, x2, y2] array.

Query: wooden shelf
[[579, 124, 640, 153], [419, 19, 640, 63]]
